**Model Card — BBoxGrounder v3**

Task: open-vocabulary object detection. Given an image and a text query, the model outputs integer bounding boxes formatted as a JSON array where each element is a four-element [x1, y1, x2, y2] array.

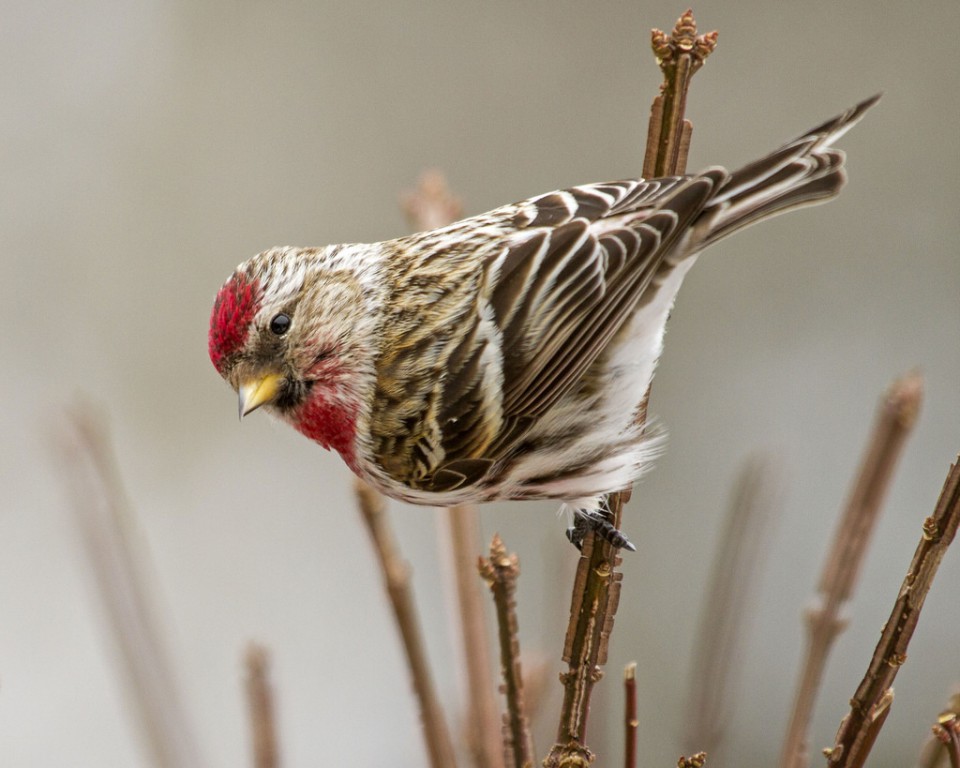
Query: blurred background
[[2, 0, 958, 765]]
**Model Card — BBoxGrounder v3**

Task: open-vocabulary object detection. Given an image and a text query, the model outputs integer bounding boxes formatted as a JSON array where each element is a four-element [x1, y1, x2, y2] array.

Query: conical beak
[[238, 373, 284, 418]]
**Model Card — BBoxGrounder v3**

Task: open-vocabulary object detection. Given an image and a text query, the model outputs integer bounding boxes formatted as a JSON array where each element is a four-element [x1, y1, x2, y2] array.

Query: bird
[[208, 94, 879, 551]]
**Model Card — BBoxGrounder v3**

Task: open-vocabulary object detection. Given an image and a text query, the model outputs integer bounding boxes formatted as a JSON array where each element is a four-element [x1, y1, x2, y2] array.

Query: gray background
[[3, 1, 958, 765]]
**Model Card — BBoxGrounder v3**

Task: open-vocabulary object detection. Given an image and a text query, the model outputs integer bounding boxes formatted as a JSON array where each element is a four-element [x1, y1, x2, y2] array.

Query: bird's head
[[208, 246, 375, 463]]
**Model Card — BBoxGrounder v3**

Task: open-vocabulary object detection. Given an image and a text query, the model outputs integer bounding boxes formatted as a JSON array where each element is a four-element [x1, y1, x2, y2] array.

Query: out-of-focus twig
[[916, 691, 960, 768], [245, 644, 280, 768], [480, 535, 535, 768], [402, 169, 464, 232], [354, 479, 458, 768], [624, 663, 638, 768], [930, 710, 960, 768], [450, 509, 505, 768], [53, 403, 205, 768], [685, 455, 781, 759], [824, 455, 960, 767], [781, 372, 923, 768]]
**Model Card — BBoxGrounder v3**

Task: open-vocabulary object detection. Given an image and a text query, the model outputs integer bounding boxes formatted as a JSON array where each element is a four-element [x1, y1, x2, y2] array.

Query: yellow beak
[[238, 373, 284, 418]]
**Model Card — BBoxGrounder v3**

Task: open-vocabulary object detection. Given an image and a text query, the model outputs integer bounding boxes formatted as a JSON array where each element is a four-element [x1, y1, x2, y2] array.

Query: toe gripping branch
[[567, 508, 637, 552]]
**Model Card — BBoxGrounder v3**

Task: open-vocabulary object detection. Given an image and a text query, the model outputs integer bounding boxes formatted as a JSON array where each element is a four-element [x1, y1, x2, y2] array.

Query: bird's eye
[[269, 313, 291, 335]]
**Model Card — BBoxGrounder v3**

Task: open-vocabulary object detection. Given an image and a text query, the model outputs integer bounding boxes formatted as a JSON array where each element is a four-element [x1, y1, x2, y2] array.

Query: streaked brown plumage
[[209, 94, 879, 548]]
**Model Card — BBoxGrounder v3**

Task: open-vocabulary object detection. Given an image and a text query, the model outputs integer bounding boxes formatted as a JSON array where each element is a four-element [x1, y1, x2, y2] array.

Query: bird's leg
[[566, 506, 636, 552]]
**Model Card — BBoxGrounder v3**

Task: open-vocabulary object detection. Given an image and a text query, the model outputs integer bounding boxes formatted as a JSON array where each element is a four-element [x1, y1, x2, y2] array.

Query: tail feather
[[696, 93, 880, 248]]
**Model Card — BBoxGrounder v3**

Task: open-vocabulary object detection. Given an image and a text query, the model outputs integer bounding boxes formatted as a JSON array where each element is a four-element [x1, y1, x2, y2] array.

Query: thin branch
[[450, 509, 505, 768], [824, 456, 960, 767], [245, 644, 280, 768], [545, 496, 626, 768], [781, 372, 923, 768], [354, 479, 458, 768], [915, 691, 960, 768], [479, 535, 535, 768], [930, 710, 960, 768], [545, 13, 716, 766], [402, 168, 464, 232], [643, 9, 718, 178], [53, 403, 205, 768], [624, 663, 638, 768], [686, 455, 781, 758]]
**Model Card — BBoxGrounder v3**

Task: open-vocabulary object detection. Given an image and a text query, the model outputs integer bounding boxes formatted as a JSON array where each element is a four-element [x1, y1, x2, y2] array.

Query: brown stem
[[915, 692, 960, 768], [54, 404, 205, 768], [354, 479, 458, 768], [544, 494, 625, 768], [781, 373, 923, 768], [686, 456, 781, 758], [824, 456, 960, 766], [450, 508, 505, 768], [545, 14, 716, 767], [624, 663, 638, 768], [643, 9, 717, 178], [245, 644, 280, 768], [479, 535, 535, 768]]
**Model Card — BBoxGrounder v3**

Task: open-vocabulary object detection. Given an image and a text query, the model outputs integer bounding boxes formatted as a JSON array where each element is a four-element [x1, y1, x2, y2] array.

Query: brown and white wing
[[426, 174, 724, 489]]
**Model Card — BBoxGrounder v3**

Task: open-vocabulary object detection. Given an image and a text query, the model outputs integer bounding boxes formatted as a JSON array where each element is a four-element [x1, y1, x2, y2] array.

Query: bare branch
[[624, 663, 638, 768], [354, 479, 458, 768], [449, 509, 505, 768], [402, 169, 464, 232], [824, 456, 960, 766], [480, 535, 535, 768], [686, 455, 781, 758], [782, 372, 923, 768], [546, 13, 716, 766], [53, 403, 205, 768], [915, 691, 960, 768], [643, 9, 717, 177], [245, 644, 280, 768]]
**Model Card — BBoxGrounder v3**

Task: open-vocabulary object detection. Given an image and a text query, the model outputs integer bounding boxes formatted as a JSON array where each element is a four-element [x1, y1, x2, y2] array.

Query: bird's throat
[[293, 390, 359, 472]]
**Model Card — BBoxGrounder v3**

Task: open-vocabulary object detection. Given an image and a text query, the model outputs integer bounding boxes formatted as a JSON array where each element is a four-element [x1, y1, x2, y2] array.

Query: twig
[[402, 169, 464, 232], [545, 495, 626, 767], [643, 9, 718, 178], [931, 710, 960, 768], [354, 479, 458, 768], [824, 456, 960, 766], [245, 644, 280, 768], [685, 455, 781, 758], [479, 535, 535, 768], [53, 403, 205, 768], [624, 663, 638, 768], [544, 13, 716, 767], [450, 509, 505, 768], [781, 372, 923, 768], [915, 691, 960, 768]]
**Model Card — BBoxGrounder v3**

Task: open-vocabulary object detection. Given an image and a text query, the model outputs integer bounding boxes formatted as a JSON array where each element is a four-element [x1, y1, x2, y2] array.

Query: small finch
[[209, 95, 878, 550]]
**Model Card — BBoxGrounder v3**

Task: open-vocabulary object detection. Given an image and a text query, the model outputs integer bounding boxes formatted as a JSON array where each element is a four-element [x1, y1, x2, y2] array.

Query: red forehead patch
[[208, 271, 260, 372]]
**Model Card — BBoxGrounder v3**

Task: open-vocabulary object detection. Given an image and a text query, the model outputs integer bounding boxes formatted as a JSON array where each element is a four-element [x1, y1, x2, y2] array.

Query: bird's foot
[[566, 508, 636, 552]]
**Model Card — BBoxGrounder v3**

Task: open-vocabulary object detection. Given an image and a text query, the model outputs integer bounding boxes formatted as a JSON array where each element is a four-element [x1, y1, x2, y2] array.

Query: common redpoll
[[209, 95, 878, 550]]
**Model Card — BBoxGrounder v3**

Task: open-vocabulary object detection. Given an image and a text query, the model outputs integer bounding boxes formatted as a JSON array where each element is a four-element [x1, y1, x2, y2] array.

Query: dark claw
[[567, 509, 636, 552]]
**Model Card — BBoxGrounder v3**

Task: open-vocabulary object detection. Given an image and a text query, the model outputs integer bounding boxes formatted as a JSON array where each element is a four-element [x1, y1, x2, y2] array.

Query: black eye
[[269, 313, 291, 335]]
